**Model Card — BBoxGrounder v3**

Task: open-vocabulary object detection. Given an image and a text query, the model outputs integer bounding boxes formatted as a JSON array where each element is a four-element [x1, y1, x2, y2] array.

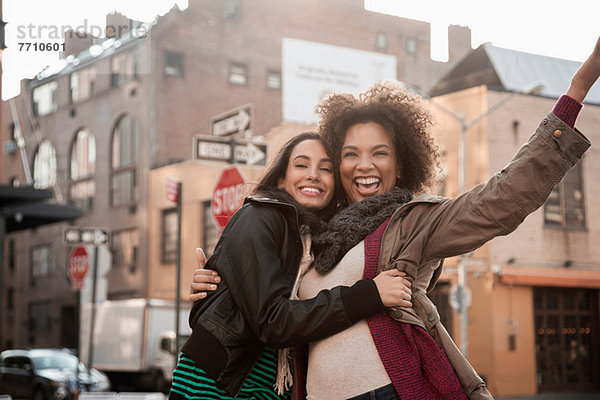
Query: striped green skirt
[[169, 349, 291, 400]]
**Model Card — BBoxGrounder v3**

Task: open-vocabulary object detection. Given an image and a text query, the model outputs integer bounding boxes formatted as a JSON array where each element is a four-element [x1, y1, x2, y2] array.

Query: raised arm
[[567, 37, 600, 103], [416, 38, 599, 262]]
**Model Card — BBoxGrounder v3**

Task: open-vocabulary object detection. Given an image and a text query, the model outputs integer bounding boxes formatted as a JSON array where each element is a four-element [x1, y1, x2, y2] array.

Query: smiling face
[[339, 122, 400, 204], [278, 139, 335, 210]]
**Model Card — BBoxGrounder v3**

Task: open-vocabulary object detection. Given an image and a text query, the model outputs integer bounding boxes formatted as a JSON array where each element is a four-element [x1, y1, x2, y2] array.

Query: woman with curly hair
[[297, 82, 472, 400], [192, 38, 599, 399]]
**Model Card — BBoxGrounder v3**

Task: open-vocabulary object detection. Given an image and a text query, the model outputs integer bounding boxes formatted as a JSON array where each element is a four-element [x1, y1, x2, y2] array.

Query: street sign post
[[63, 226, 110, 377], [193, 135, 267, 166], [210, 104, 253, 137], [63, 227, 110, 246], [193, 135, 233, 162], [212, 166, 246, 231], [232, 139, 267, 166], [449, 284, 472, 312]]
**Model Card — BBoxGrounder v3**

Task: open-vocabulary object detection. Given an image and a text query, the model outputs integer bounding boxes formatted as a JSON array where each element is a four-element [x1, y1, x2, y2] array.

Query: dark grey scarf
[[312, 188, 413, 274]]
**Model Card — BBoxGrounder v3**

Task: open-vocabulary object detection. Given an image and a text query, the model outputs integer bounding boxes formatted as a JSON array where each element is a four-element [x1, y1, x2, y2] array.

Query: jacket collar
[[245, 196, 302, 235]]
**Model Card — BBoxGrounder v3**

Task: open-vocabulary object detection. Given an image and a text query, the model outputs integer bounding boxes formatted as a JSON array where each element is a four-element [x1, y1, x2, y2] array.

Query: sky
[[2, 0, 599, 100]]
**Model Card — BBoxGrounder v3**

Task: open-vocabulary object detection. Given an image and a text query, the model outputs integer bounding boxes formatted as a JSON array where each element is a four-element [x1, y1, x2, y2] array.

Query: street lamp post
[[427, 82, 545, 358]]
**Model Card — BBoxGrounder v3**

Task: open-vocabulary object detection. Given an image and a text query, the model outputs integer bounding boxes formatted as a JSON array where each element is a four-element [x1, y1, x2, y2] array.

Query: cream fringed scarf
[[274, 227, 314, 395]]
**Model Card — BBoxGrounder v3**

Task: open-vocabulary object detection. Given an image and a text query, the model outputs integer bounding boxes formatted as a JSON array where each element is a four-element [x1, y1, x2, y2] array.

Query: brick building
[[0, 0, 469, 352]]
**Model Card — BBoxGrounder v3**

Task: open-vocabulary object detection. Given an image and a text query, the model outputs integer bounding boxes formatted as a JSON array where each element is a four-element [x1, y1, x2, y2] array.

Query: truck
[[79, 298, 191, 392]]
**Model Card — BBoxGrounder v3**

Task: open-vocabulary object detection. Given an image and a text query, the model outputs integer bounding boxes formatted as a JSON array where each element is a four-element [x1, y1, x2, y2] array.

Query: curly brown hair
[[316, 81, 439, 202]]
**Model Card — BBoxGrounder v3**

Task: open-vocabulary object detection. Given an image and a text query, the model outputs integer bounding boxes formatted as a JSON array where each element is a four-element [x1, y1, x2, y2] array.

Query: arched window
[[111, 115, 138, 206], [69, 129, 96, 211], [32, 140, 57, 189]]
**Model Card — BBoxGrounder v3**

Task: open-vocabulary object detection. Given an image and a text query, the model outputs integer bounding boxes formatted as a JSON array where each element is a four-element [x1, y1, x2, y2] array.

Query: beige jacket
[[377, 113, 590, 399]]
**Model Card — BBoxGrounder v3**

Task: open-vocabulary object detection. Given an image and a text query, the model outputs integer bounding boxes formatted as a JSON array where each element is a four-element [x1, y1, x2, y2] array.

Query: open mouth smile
[[354, 177, 382, 195]]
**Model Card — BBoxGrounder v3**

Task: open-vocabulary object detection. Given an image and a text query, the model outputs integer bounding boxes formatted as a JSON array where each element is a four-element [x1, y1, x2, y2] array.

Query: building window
[[165, 51, 185, 77], [69, 129, 96, 212], [229, 63, 247, 86], [6, 123, 19, 154], [9, 122, 16, 141], [30, 245, 52, 287], [223, 0, 240, 18], [111, 51, 137, 87], [406, 37, 417, 55], [111, 229, 139, 274], [29, 301, 53, 340], [544, 161, 586, 229], [6, 288, 14, 322], [161, 208, 178, 264], [266, 70, 281, 89], [376, 32, 387, 51], [203, 200, 219, 257], [111, 115, 137, 206], [70, 66, 97, 103], [32, 140, 57, 189], [8, 238, 16, 273], [32, 81, 58, 116], [534, 287, 597, 389]]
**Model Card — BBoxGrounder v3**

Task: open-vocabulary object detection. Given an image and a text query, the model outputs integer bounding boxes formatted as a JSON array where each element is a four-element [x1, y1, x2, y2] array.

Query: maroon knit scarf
[[364, 219, 468, 400]]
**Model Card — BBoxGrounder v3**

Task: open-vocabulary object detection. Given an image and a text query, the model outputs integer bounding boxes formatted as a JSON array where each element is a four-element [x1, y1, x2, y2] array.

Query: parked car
[[0, 348, 110, 400]]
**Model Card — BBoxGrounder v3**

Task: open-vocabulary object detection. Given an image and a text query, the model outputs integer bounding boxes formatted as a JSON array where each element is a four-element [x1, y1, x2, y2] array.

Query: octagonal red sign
[[68, 246, 89, 289], [212, 166, 246, 230]]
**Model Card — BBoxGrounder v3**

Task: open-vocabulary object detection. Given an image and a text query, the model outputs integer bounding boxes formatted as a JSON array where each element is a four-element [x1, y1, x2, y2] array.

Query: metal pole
[[174, 182, 182, 370], [87, 245, 99, 378], [0, 217, 5, 350], [458, 122, 469, 357], [75, 288, 82, 392]]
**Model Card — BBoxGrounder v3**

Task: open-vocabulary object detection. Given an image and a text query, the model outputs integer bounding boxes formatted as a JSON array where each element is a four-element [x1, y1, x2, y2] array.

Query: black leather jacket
[[182, 197, 382, 397]]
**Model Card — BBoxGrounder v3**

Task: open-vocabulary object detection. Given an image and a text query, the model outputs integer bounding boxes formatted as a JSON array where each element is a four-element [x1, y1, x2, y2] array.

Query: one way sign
[[193, 135, 267, 166], [233, 140, 267, 166], [211, 104, 253, 137]]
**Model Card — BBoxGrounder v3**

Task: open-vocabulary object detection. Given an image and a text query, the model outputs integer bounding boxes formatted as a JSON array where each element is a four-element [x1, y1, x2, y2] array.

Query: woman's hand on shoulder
[[373, 269, 412, 308], [567, 37, 600, 103], [189, 248, 221, 302]]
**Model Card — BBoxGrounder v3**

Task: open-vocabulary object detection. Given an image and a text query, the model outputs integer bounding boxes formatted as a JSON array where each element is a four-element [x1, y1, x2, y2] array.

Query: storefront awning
[[0, 185, 83, 233], [3, 202, 84, 233], [501, 265, 600, 288]]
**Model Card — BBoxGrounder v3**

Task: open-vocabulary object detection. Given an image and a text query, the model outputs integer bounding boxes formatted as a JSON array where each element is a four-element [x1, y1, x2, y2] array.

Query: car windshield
[[30, 352, 79, 371]]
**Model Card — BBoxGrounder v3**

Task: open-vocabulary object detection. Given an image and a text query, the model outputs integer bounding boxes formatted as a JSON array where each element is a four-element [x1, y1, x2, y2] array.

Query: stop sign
[[212, 166, 246, 230], [68, 246, 89, 289]]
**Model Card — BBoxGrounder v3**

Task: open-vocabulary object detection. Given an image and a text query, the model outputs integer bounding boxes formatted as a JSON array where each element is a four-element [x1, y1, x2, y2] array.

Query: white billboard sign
[[282, 38, 397, 124]]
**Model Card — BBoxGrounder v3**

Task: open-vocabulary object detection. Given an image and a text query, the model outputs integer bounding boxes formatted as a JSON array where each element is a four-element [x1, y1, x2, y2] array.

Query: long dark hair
[[253, 132, 337, 232]]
